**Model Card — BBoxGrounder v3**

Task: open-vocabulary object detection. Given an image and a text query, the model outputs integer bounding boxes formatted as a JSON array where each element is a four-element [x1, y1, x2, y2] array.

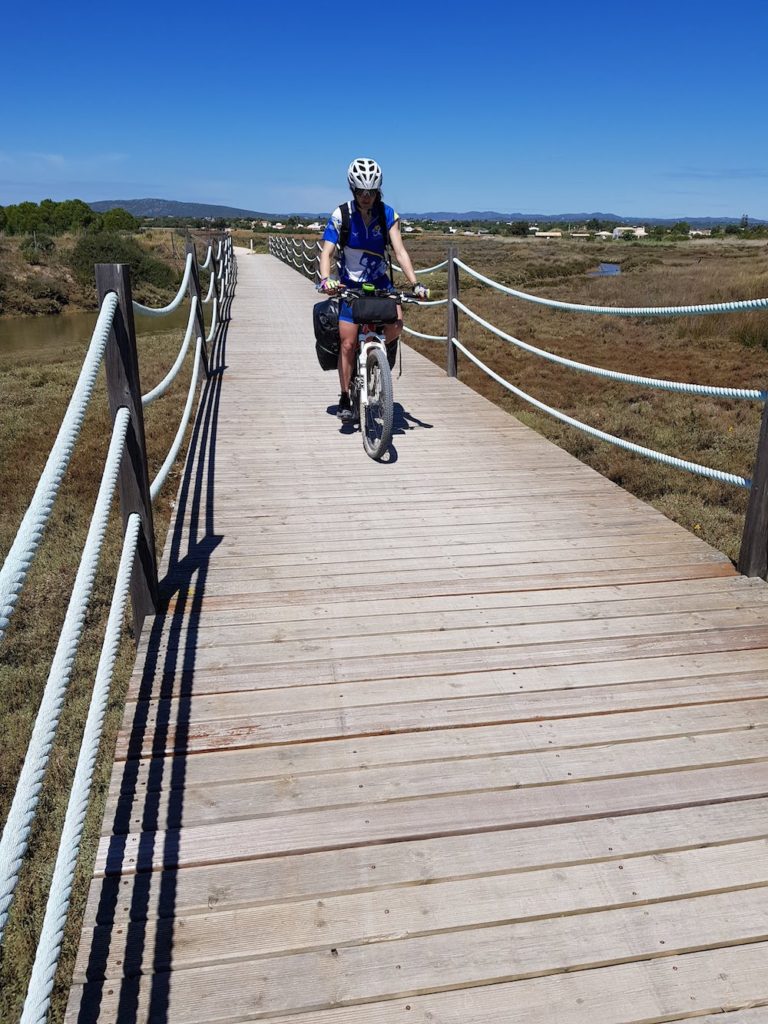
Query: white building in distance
[[612, 226, 647, 239]]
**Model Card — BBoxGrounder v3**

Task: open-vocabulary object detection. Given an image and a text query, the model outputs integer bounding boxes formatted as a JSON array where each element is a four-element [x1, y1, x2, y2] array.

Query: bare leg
[[383, 306, 403, 346], [338, 320, 358, 392]]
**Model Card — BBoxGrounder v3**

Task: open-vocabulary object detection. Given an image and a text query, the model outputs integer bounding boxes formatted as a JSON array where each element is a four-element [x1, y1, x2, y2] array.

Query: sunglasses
[[354, 189, 376, 197]]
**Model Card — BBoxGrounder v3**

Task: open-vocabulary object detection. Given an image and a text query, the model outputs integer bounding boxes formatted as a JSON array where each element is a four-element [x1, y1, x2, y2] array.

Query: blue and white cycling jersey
[[322, 201, 400, 285]]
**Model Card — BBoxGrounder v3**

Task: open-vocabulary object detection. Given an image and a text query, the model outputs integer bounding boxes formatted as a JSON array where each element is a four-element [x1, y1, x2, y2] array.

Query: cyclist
[[318, 157, 428, 422]]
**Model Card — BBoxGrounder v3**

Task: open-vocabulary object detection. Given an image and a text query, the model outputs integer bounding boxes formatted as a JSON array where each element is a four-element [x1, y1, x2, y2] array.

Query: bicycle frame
[[354, 327, 388, 410]]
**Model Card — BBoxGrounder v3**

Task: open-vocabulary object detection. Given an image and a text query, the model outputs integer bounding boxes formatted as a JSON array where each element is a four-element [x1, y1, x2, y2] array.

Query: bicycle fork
[[355, 334, 386, 409]]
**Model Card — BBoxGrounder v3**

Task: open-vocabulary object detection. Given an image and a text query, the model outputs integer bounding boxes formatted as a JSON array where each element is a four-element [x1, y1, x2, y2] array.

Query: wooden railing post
[[446, 245, 459, 378], [186, 241, 210, 378], [738, 397, 768, 578], [95, 264, 158, 640]]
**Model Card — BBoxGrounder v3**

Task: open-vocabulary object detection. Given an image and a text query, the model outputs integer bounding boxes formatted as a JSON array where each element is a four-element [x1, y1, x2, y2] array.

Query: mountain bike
[[338, 285, 425, 460]]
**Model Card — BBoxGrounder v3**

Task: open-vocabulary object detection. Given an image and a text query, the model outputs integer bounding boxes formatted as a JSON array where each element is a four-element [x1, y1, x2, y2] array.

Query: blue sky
[[2, 0, 767, 218]]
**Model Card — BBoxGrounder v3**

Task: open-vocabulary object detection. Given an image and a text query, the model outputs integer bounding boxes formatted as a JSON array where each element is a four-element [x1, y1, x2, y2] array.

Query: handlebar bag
[[313, 297, 341, 371], [350, 295, 398, 325]]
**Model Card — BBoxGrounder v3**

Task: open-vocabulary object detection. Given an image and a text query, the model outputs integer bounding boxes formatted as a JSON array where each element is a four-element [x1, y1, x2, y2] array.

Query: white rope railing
[[452, 336, 750, 488], [206, 297, 219, 344], [454, 298, 768, 400], [150, 337, 204, 501], [0, 407, 130, 942], [199, 244, 213, 270], [20, 512, 141, 1024], [0, 293, 118, 646], [132, 253, 193, 318], [202, 271, 216, 304], [454, 256, 768, 317], [403, 325, 447, 341], [0, 235, 234, 1014], [393, 258, 449, 275], [141, 301, 198, 406]]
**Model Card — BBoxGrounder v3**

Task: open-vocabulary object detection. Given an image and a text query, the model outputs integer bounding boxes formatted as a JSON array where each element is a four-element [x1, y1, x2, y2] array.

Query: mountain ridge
[[89, 198, 764, 227]]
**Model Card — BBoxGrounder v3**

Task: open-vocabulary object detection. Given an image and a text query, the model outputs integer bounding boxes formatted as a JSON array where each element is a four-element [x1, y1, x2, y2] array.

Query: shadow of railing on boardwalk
[[74, 270, 234, 1023]]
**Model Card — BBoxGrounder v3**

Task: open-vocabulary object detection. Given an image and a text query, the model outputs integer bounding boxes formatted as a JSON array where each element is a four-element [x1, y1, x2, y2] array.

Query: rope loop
[[133, 253, 193, 318]]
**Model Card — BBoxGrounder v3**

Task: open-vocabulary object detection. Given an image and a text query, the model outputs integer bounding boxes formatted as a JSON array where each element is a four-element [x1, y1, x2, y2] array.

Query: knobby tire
[[361, 347, 393, 460]]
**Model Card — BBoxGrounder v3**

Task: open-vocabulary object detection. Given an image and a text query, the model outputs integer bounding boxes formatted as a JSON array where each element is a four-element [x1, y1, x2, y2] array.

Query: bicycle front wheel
[[361, 347, 393, 460]]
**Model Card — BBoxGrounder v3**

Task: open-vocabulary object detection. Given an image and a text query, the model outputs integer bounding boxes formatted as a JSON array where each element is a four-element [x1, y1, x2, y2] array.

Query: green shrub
[[68, 232, 176, 290], [28, 278, 69, 308], [20, 234, 55, 265]]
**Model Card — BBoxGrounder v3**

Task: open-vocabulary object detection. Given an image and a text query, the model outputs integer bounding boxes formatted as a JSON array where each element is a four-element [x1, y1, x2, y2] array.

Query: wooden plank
[[111, 688, 768, 771], [141, 581, 766, 653], [83, 797, 768, 928], [94, 761, 768, 875], [66, 940, 768, 1024], [126, 646, 768, 720], [72, 885, 768, 1010], [105, 727, 768, 833], [163, 544, 727, 592], [140, 625, 768, 698], [159, 561, 739, 619]]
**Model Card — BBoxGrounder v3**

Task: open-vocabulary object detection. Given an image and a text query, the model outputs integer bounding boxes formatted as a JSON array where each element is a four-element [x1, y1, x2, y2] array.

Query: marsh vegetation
[[398, 235, 768, 563]]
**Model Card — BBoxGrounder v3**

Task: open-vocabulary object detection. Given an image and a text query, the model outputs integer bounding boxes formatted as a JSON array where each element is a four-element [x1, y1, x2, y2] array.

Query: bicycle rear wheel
[[361, 347, 393, 460]]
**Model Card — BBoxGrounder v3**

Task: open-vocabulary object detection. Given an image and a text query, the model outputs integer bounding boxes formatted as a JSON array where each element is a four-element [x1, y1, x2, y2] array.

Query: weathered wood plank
[[112, 685, 768, 770], [95, 761, 768, 875], [83, 797, 768, 927], [66, 941, 768, 1024]]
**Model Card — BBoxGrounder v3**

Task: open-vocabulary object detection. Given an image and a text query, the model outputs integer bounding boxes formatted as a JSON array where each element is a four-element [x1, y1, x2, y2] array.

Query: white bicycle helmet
[[347, 157, 383, 191]]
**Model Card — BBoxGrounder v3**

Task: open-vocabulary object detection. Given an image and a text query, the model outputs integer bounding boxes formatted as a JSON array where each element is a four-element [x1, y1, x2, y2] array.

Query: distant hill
[[89, 198, 271, 220], [89, 198, 764, 228], [411, 211, 767, 227]]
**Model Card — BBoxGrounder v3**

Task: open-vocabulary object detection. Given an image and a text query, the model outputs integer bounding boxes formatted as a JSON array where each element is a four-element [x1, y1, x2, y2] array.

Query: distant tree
[[671, 221, 691, 235], [101, 207, 140, 232], [56, 199, 96, 232], [508, 220, 529, 236]]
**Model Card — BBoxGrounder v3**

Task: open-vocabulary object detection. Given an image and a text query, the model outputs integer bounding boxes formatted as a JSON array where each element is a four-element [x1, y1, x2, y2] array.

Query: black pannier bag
[[313, 297, 340, 371], [350, 295, 398, 325]]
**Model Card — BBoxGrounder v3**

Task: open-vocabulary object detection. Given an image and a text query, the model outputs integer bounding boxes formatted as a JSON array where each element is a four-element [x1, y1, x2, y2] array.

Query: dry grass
[[399, 234, 768, 562], [0, 314, 202, 1021]]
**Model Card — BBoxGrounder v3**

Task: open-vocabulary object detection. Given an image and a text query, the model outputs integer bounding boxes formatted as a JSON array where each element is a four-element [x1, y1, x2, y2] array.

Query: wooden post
[[738, 397, 768, 578], [95, 264, 158, 640], [186, 241, 210, 378], [446, 245, 459, 378]]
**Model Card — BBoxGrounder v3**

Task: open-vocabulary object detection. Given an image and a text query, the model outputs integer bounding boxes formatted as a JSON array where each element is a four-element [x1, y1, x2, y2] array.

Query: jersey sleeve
[[322, 207, 342, 245], [385, 205, 400, 231]]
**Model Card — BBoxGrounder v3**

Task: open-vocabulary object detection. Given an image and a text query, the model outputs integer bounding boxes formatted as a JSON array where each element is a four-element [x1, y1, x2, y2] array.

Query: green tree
[[100, 207, 140, 232], [509, 220, 529, 236]]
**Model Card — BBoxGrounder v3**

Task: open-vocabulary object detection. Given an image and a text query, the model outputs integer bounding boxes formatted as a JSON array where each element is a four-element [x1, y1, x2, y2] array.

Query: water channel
[[0, 305, 191, 361]]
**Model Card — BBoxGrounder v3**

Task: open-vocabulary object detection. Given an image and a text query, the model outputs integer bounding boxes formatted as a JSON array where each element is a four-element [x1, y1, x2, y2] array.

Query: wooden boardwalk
[[67, 252, 768, 1023]]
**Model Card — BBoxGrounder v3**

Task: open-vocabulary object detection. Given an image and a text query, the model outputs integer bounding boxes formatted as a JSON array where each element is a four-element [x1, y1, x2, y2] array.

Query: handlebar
[[317, 284, 429, 303], [343, 287, 427, 304]]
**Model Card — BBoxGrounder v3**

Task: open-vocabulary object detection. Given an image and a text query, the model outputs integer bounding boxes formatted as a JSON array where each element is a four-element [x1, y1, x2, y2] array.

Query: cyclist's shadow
[[326, 401, 433, 464]]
